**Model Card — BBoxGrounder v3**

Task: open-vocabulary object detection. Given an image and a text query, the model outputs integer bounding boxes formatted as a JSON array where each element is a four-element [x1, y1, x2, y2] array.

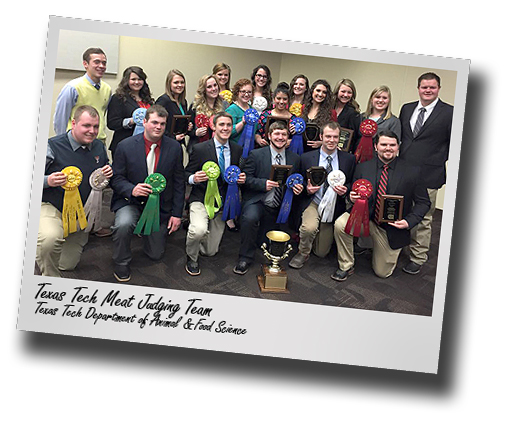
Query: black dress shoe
[[114, 264, 131, 282], [233, 260, 250, 275], [185, 257, 201, 276], [403, 261, 422, 275], [330, 267, 354, 282]]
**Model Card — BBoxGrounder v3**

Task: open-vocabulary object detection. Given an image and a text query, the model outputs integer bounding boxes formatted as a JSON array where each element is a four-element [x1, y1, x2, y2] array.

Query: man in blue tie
[[184, 112, 245, 276]]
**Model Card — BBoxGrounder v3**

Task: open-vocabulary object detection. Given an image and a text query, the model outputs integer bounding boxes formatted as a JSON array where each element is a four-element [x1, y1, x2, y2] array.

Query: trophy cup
[[257, 230, 293, 293]]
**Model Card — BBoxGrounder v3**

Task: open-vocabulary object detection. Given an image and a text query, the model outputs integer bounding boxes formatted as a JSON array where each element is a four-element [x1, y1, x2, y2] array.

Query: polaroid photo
[[17, 16, 469, 373]]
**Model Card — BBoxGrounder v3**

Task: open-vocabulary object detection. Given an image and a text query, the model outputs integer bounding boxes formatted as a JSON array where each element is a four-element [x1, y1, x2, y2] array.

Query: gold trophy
[[257, 230, 292, 293]]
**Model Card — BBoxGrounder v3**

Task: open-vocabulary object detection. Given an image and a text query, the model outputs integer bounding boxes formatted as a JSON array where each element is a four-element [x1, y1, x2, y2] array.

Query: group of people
[[37, 46, 453, 285]]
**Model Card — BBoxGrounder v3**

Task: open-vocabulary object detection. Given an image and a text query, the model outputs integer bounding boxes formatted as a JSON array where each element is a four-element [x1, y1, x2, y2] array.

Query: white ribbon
[[84, 168, 110, 233], [318, 170, 346, 223], [252, 96, 268, 113]]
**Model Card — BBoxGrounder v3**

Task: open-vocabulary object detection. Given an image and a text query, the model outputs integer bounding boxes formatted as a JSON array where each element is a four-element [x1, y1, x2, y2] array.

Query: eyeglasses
[[255, 74, 268, 80], [239, 90, 253, 95]]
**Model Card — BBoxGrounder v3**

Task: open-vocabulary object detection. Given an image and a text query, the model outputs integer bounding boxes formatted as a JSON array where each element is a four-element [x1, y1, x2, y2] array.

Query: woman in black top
[[107, 66, 154, 156], [331, 78, 361, 152]]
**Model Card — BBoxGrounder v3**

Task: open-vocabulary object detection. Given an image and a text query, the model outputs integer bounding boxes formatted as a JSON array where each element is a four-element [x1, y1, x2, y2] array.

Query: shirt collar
[[377, 155, 397, 169], [320, 148, 337, 162], [269, 145, 285, 161], [418, 97, 439, 113], [84, 73, 101, 89], [67, 130, 91, 151], [214, 138, 229, 150]]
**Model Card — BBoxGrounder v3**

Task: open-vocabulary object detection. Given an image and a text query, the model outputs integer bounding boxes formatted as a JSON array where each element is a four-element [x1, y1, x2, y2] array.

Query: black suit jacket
[[107, 94, 142, 154], [298, 149, 356, 221], [242, 146, 301, 207], [353, 157, 430, 249], [110, 133, 185, 221], [399, 99, 453, 189], [185, 138, 243, 204]]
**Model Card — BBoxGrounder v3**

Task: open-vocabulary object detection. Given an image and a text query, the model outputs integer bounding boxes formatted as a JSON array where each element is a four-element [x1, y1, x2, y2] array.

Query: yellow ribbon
[[61, 166, 88, 238], [219, 90, 233, 104], [289, 103, 303, 117]]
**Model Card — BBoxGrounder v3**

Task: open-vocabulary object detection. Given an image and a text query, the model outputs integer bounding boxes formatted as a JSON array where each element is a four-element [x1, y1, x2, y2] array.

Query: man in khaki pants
[[289, 121, 356, 269], [37, 105, 112, 276], [332, 130, 430, 281]]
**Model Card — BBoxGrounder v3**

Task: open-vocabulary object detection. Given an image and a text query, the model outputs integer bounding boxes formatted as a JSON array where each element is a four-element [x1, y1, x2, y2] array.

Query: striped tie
[[374, 164, 389, 224], [322, 155, 333, 193], [273, 154, 283, 207], [413, 107, 426, 137], [219, 145, 225, 176]]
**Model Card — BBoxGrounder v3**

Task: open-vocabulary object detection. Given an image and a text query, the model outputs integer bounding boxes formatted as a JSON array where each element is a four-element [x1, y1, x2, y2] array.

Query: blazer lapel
[[135, 136, 149, 177]]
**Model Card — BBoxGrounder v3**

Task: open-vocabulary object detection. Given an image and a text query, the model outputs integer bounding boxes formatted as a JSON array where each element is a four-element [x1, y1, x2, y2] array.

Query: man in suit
[[233, 121, 303, 275], [289, 121, 356, 269], [399, 72, 453, 274], [110, 105, 185, 282], [37, 105, 113, 277], [184, 112, 246, 276], [332, 130, 430, 281]]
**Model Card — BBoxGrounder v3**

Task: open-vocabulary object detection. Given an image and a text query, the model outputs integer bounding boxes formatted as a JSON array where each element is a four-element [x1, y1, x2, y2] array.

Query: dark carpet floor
[[36, 189, 441, 316]]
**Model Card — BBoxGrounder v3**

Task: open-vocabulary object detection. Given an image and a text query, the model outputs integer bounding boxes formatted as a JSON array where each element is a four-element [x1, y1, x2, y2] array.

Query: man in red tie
[[332, 130, 430, 281], [110, 105, 185, 282]]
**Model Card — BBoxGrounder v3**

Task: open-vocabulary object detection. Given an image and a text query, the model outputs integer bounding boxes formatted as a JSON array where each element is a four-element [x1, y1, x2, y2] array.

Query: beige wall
[[50, 33, 457, 209]]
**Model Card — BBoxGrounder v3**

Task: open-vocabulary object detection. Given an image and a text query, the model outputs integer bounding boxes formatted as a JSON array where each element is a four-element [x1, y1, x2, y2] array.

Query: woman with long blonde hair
[[361, 85, 401, 138]]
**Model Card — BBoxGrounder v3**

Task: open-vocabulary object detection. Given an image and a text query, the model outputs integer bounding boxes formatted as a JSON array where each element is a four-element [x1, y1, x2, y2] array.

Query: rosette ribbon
[[61, 166, 88, 238], [134, 173, 167, 236], [289, 103, 303, 117], [203, 161, 222, 219], [355, 119, 378, 163], [288, 117, 306, 155], [344, 179, 373, 237], [84, 168, 110, 233], [252, 96, 268, 114], [132, 108, 147, 136], [219, 90, 233, 104], [221, 165, 242, 221], [195, 114, 210, 143], [276, 173, 304, 224], [318, 170, 346, 223], [239, 108, 260, 159]]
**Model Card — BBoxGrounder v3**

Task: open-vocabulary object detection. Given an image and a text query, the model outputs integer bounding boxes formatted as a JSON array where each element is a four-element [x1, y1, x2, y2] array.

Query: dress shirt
[[409, 98, 439, 133], [188, 138, 231, 185], [313, 149, 339, 204]]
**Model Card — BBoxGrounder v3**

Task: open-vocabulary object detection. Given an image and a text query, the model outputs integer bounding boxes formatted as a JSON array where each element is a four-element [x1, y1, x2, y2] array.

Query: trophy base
[[257, 264, 290, 294]]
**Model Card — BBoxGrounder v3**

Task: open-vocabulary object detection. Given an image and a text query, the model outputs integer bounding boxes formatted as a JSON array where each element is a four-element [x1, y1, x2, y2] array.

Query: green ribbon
[[203, 161, 222, 219], [134, 173, 167, 235]]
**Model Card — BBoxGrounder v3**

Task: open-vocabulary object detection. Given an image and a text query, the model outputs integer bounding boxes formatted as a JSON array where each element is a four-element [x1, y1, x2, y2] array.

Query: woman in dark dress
[[107, 66, 153, 156], [155, 69, 192, 143], [331, 78, 361, 152]]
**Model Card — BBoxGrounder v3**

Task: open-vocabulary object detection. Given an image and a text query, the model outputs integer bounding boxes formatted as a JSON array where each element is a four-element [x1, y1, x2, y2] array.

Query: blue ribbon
[[222, 165, 242, 221], [276, 173, 304, 224], [239, 108, 260, 158], [132, 108, 147, 136], [288, 117, 306, 155]]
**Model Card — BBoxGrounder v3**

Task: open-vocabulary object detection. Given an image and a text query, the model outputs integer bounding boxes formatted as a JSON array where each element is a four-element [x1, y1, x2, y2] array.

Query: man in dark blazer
[[332, 130, 430, 281], [233, 121, 303, 275], [184, 112, 245, 276], [289, 121, 356, 269], [399, 72, 453, 274], [110, 105, 185, 282]]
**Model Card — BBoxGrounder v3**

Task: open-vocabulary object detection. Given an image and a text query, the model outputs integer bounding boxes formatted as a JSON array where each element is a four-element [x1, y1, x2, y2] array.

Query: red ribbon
[[345, 179, 373, 237], [195, 114, 210, 142], [355, 119, 378, 164]]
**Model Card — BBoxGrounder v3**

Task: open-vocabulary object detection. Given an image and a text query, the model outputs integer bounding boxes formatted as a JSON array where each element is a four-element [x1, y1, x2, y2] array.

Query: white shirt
[[410, 98, 439, 132]]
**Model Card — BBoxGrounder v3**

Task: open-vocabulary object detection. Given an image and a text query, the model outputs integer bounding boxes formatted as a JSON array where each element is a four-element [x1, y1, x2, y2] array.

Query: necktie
[[374, 164, 389, 224], [219, 145, 225, 176], [323, 155, 333, 193], [273, 154, 283, 208], [147, 143, 157, 175], [413, 107, 426, 137]]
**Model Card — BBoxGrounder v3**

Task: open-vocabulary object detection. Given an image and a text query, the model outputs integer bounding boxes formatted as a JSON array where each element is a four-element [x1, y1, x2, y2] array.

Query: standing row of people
[[40, 47, 453, 283]]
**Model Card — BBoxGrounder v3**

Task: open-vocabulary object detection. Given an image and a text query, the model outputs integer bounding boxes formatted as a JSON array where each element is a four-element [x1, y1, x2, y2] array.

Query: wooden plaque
[[338, 127, 353, 151], [270, 164, 292, 186], [378, 194, 404, 223], [265, 116, 290, 136], [306, 166, 327, 186], [169, 114, 191, 136]]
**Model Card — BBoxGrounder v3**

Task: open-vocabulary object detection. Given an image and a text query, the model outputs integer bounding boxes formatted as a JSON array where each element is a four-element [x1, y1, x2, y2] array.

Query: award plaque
[[338, 127, 353, 151], [304, 123, 320, 141], [170, 114, 191, 136], [306, 166, 327, 186], [378, 194, 404, 223], [265, 116, 290, 136], [270, 164, 292, 186]]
